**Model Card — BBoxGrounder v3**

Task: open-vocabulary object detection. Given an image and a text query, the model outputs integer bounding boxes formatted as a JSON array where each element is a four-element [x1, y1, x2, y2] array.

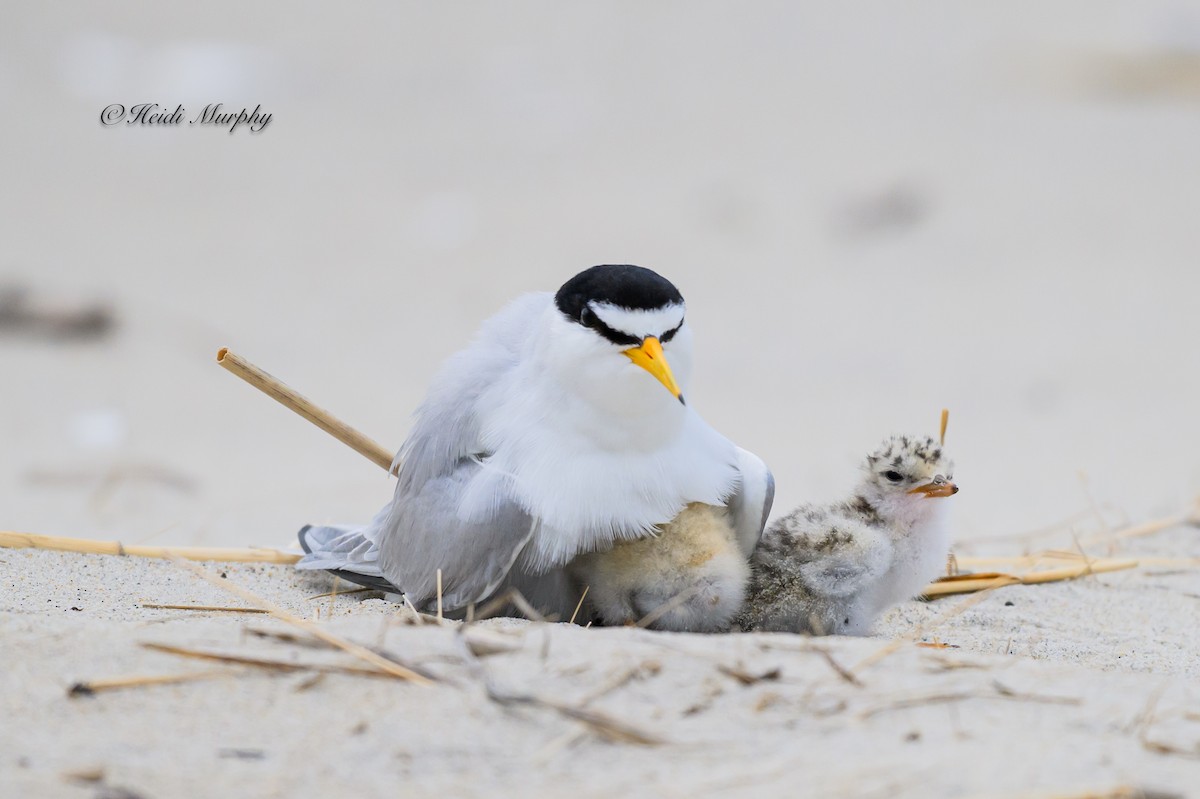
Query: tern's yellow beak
[[908, 481, 959, 498], [623, 336, 685, 405]]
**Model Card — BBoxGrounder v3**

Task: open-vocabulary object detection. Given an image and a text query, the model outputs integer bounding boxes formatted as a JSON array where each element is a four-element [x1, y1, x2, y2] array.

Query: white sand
[[3, 515, 1199, 798], [4, 2, 1200, 796]]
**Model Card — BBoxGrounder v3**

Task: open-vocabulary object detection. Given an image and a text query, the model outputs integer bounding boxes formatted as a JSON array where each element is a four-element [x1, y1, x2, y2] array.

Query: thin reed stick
[[569, 585, 590, 626], [636, 586, 700, 629], [69, 670, 227, 696], [436, 568, 444, 621], [0, 531, 298, 564], [172, 557, 434, 685], [216, 348, 395, 472], [327, 576, 340, 620], [141, 603, 269, 614], [141, 642, 391, 678], [922, 558, 1138, 599], [306, 587, 376, 600]]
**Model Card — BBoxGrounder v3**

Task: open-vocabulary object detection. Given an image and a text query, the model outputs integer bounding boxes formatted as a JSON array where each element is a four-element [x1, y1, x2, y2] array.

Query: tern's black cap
[[554, 265, 684, 322]]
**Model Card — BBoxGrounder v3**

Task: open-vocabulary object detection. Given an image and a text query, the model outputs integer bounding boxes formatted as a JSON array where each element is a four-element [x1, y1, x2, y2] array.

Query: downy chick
[[570, 502, 749, 632], [740, 435, 957, 635]]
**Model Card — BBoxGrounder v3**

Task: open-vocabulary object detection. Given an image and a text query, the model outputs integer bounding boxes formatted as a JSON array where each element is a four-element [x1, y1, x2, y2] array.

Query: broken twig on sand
[[922, 557, 1138, 599], [68, 670, 227, 697], [0, 531, 298, 564], [141, 642, 396, 679], [172, 557, 435, 686], [216, 348, 394, 471], [141, 603, 269, 614]]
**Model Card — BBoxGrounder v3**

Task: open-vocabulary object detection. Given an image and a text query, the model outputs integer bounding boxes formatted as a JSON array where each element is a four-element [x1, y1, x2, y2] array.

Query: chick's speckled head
[[859, 435, 957, 519]]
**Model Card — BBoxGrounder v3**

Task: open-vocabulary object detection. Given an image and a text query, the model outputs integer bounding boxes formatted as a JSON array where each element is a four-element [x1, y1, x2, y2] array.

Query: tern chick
[[570, 502, 749, 632], [739, 435, 957, 636]]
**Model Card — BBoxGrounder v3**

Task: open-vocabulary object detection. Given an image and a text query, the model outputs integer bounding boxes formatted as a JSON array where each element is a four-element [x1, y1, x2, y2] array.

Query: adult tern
[[298, 264, 774, 626]]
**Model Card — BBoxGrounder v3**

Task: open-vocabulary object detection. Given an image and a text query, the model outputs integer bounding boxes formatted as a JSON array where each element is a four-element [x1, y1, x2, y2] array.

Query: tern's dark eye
[[577, 304, 640, 347], [883, 470, 904, 483]]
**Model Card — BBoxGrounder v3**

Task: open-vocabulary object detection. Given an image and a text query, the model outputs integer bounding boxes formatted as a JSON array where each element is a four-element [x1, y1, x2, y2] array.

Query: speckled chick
[[739, 435, 957, 636], [569, 502, 749, 632]]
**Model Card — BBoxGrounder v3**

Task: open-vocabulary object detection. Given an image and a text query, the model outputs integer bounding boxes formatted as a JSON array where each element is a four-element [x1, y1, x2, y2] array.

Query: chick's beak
[[909, 481, 959, 498], [623, 336, 685, 405]]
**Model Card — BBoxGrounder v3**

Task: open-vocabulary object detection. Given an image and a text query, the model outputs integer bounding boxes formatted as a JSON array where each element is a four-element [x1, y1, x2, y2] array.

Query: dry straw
[[0, 531, 299, 564], [171, 556, 435, 686], [69, 670, 228, 697], [923, 557, 1139, 599], [141, 642, 395, 679], [216, 347, 394, 471], [141, 603, 269, 614]]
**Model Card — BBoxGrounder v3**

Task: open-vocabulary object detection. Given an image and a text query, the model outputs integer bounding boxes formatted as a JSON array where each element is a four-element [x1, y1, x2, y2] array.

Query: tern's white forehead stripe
[[589, 301, 685, 339]]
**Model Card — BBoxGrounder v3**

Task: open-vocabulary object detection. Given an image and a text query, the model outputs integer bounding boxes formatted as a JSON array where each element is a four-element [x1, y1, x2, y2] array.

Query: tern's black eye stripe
[[660, 319, 684, 343], [580, 307, 684, 347], [581, 311, 641, 347]]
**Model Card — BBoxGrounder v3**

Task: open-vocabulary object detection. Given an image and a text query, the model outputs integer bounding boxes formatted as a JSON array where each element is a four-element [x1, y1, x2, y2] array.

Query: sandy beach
[[4, 2, 1200, 796], [3, 514, 1199, 797]]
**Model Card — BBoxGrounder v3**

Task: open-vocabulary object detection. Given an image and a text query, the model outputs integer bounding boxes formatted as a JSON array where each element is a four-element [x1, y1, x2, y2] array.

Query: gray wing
[[391, 292, 549, 493], [296, 462, 553, 614], [726, 447, 775, 557], [377, 293, 552, 610], [378, 457, 537, 611]]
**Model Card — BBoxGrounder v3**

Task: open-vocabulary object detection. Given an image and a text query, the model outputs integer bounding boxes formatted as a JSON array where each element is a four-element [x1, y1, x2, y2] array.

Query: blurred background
[[2, 2, 1198, 550]]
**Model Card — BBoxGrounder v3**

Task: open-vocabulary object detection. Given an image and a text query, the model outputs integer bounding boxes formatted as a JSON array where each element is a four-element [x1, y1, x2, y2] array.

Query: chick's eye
[[883, 470, 904, 483]]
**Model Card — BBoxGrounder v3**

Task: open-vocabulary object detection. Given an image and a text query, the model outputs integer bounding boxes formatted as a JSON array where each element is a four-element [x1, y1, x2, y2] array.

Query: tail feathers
[[297, 524, 383, 577], [296, 524, 401, 593]]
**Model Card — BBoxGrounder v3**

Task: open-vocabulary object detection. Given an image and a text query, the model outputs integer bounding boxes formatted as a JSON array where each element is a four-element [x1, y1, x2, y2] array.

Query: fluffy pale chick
[[570, 502, 749, 632], [297, 265, 774, 627], [739, 435, 956, 636]]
